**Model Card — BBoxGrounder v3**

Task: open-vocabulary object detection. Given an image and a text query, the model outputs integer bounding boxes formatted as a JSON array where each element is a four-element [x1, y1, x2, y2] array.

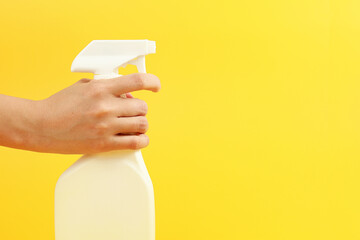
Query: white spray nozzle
[[71, 40, 156, 77]]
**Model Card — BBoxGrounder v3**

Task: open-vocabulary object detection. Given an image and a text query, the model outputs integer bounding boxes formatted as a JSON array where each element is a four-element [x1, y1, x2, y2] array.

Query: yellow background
[[0, 0, 360, 239]]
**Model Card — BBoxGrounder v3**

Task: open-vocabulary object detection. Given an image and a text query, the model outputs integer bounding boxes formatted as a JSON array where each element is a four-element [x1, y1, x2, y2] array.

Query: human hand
[[31, 73, 160, 154]]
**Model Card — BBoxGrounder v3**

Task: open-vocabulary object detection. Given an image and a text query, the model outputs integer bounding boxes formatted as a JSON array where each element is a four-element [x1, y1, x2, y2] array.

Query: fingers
[[110, 116, 148, 134], [104, 73, 161, 95], [115, 98, 148, 117], [109, 134, 149, 150]]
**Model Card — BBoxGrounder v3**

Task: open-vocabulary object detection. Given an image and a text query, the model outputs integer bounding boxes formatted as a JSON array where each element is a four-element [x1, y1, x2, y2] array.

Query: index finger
[[105, 73, 161, 95]]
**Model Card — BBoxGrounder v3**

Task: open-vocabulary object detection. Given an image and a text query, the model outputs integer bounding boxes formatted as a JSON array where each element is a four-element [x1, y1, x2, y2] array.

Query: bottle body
[[55, 150, 155, 240]]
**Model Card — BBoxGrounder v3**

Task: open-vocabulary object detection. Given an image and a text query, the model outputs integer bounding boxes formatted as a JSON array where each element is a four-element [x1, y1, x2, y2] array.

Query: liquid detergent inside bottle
[[55, 40, 156, 240]]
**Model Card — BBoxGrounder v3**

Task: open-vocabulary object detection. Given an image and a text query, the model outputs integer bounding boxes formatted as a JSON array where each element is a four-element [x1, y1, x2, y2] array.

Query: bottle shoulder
[[56, 150, 151, 186]]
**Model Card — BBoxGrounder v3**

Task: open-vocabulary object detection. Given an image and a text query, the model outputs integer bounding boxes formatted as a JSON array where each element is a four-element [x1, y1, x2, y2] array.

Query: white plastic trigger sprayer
[[55, 40, 156, 240]]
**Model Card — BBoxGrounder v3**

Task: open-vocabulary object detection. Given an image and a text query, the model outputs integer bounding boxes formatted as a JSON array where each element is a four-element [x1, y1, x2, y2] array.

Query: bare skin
[[0, 73, 161, 154]]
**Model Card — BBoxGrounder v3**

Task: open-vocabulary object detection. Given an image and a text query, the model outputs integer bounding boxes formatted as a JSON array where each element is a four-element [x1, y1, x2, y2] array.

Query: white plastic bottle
[[55, 40, 156, 240]]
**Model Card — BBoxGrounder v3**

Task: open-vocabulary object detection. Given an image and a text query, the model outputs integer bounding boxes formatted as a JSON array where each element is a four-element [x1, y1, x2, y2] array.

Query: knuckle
[[129, 137, 143, 150], [134, 73, 147, 89], [91, 103, 112, 118], [137, 100, 148, 115], [78, 78, 92, 84], [137, 117, 149, 132], [88, 81, 107, 97]]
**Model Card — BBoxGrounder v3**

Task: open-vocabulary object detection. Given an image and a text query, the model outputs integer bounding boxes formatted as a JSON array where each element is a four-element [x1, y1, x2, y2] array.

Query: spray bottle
[[55, 40, 156, 240]]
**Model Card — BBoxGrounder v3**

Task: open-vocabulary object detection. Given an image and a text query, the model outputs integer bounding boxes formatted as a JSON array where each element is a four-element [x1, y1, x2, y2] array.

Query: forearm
[[0, 94, 41, 150]]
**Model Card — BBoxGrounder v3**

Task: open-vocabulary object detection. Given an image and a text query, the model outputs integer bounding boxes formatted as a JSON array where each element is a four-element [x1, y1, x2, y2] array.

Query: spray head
[[71, 40, 156, 77]]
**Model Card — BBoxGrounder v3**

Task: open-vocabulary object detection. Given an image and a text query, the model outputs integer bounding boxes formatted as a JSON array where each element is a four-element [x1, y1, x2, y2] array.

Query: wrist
[[18, 99, 49, 152]]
